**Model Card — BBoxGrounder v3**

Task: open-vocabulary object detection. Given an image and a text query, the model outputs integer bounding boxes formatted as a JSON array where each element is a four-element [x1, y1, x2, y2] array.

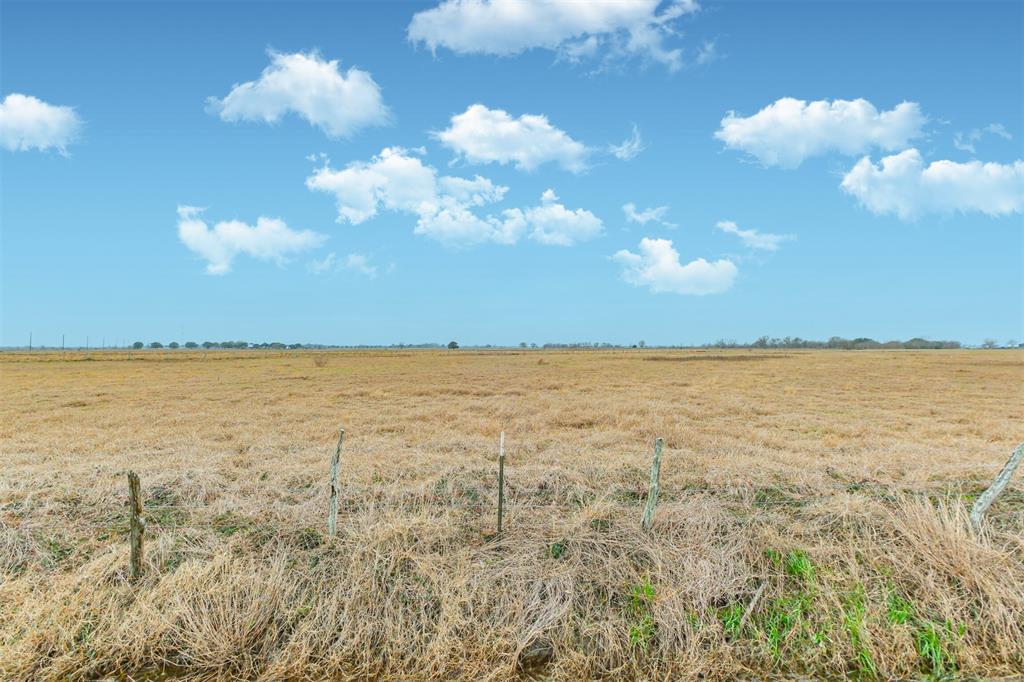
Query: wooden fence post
[[970, 442, 1024, 532], [497, 431, 506, 536], [328, 427, 345, 536], [127, 471, 145, 580], [641, 438, 664, 531]]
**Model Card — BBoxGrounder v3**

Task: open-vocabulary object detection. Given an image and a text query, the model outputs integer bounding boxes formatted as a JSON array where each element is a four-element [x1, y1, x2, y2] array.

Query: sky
[[1, 0, 1022, 347]]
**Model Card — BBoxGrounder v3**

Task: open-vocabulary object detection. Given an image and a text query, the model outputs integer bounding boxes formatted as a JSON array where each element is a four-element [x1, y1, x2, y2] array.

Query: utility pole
[[29, 332, 32, 350], [62, 334, 65, 351]]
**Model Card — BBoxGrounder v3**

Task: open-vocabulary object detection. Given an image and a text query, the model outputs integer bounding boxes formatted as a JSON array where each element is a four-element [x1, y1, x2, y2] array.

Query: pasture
[[1, 349, 1022, 679]]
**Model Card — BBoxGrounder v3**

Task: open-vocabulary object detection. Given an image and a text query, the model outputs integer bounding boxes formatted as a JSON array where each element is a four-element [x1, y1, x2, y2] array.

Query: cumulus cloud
[[623, 202, 675, 228], [511, 189, 604, 246], [0, 93, 82, 153], [840, 149, 1024, 220], [609, 124, 645, 160], [435, 104, 588, 172], [306, 147, 601, 246], [715, 97, 926, 168], [407, 0, 699, 71], [715, 220, 793, 251], [953, 123, 1012, 155], [177, 206, 326, 274], [614, 238, 736, 295], [207, 51, 390, 138]]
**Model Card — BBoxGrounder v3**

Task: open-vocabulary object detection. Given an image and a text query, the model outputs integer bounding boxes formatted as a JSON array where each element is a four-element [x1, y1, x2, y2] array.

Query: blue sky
[[1, 0, 1022, 347]]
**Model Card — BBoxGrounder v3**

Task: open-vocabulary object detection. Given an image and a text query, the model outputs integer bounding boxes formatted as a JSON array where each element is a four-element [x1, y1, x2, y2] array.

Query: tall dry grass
[[0, 349, 1021, 679]]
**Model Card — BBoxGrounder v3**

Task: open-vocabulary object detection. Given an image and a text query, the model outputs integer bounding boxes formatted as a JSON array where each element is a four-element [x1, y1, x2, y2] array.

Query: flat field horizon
[[1, 348, 1022, 679]]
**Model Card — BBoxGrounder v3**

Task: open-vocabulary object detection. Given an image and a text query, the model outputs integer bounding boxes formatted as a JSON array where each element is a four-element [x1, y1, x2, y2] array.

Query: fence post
[[127, 471, 145, 580], [970, 442, 1024, 532], [641, 437, 664, 531], [328, 427, 345, 536], [497, 431, 506, 536]]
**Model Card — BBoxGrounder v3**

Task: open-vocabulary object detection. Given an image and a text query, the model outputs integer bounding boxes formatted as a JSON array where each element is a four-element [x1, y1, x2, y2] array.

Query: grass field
[[1, 349, 1022, 679]]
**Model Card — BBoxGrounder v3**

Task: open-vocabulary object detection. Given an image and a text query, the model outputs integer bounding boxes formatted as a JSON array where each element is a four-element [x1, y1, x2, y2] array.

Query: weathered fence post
[[497, 431, 506, 536], [970, 442, 1024, 532], [127, 471, 145, 580], [641, 438, 664, 531], [328, 427, 345, 536]]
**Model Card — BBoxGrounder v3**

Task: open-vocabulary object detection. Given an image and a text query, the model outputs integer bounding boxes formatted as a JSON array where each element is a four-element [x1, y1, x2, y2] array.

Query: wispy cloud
[[953, 123, 1012, 155], [715, 220, 793, 251], [623, 202, 676, 228], [608, 124, 645, 160]]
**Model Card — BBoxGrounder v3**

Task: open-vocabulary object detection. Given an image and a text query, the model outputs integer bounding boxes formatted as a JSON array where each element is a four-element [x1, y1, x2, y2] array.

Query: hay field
[[1, 349, 1022, 679]]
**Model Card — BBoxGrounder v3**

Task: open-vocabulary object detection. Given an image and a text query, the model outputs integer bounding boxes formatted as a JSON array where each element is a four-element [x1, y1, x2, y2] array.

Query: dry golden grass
[[0, 348, 1022, 680]]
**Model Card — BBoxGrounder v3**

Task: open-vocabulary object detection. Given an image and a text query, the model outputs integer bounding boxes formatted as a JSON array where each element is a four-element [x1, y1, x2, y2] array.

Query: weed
[[886, 590, 914, 626], [548, 540, 567, 559], [46, 537, 73, 565], [842, 586, 877, 678], [784, 549, 816, 585], [915, 619, 961, 678], [625, 578, 657, 653], [718, 602, 745, 639], [211, 512, 249, 537]]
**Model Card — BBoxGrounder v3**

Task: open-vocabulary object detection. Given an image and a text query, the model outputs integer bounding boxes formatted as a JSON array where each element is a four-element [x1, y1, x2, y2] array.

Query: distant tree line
[[705, 336, 963, 350], [129, 341, 448, 350], [102, 336, 1023, 351]]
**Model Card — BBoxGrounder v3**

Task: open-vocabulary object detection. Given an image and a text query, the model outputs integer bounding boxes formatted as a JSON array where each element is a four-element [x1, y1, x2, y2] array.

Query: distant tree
[[1007, 339, 1017, 349], [149, 342, 163, 349], [982, 339, 998, 349], [168, 341, 180, 349], [184, 341, 198, 348], [201, 341, 215, 349], [132, 341, 144, 349], [448, 341, 459, 350], [638, 340, 646, 348], [519, 342, 528, 348]]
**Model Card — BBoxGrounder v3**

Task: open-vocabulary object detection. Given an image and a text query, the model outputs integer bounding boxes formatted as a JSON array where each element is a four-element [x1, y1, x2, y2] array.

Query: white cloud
[[0, 93, 82, 153], [435, 104, 588, 172], [308, 252, 338, 274], [840, 148, 1024, 220], [614, 238, 736, 295], [177, 206, 326, 274], [309, 252, 382, 277], [609, 124, 645, 160], [623, 202, 675, 228], [695, 40, 717, 65], [407, 0, 699, 71], [343, 253, 378, 277], [513, 189, 604, 246], [715, 97, 926, 168], [306, 148, 602, 247], [306, 146, 517, 245], [953, 123, 1012, 155], [207, 51, 390, 138], [715, 220, 792, 251]]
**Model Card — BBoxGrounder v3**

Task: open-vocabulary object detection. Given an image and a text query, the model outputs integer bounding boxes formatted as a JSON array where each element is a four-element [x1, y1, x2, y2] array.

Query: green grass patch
[[625, 577, 657, 653]]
